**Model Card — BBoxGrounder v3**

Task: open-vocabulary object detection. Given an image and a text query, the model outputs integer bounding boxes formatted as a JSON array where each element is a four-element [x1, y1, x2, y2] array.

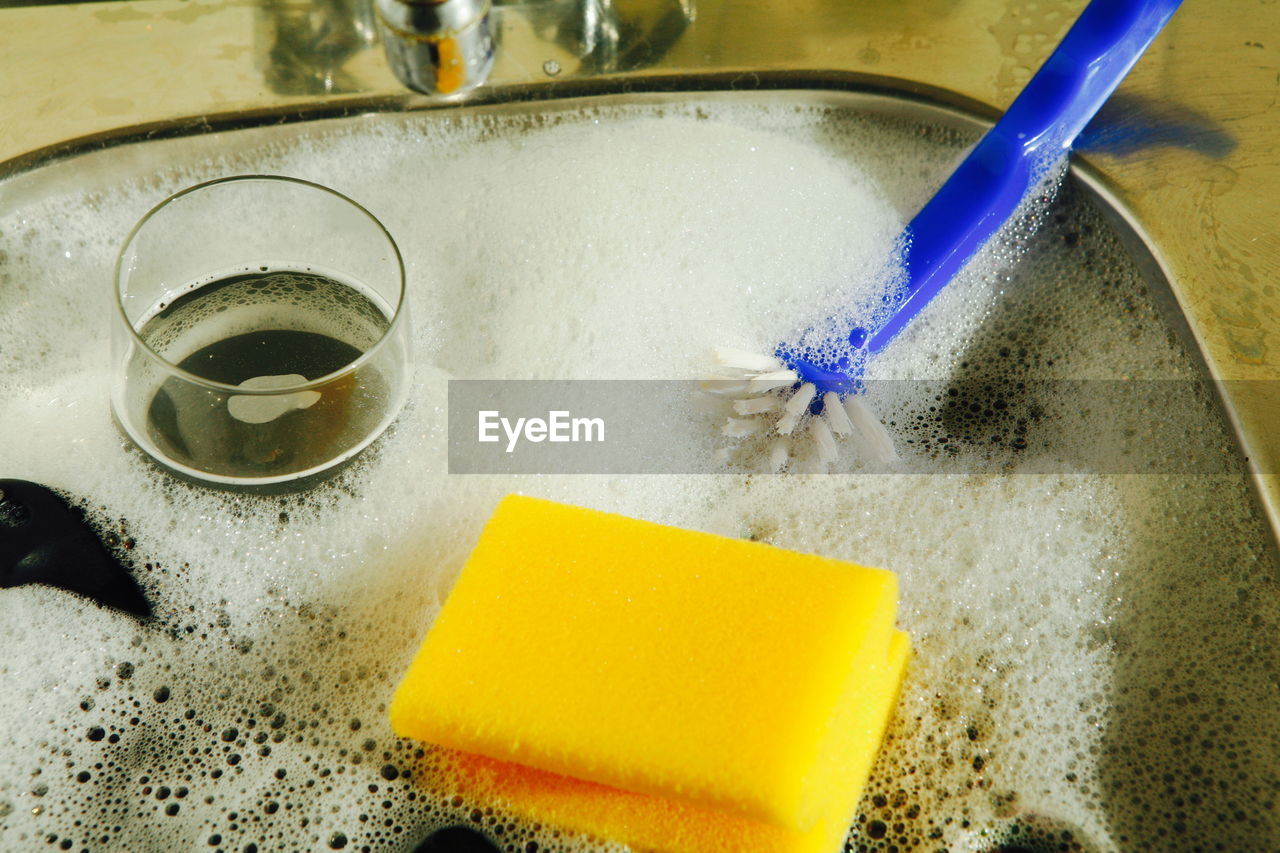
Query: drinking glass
[[111, 175, 409, 488]]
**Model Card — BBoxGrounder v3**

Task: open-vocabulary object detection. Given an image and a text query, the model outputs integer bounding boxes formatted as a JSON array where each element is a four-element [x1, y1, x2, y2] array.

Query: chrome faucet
[[252, 0, 694, 98], [374, 0, 494, 96], [373, 0, 696, 97]]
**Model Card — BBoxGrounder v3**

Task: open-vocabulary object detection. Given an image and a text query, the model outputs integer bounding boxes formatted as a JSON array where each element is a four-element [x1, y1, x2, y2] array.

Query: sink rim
[[2, 71, 1010, 181]]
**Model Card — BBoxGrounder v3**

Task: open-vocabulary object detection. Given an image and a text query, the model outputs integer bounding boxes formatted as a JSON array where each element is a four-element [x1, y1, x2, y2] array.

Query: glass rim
[[113, 174, 407, 396]]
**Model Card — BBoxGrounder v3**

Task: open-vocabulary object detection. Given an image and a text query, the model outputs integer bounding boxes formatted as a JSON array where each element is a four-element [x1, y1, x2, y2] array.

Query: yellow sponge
[[445, 628, 910, 853], [390, 495, 909, 851]]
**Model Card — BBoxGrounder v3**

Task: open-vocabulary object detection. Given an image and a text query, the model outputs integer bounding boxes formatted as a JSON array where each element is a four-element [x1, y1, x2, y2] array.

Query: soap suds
[[0, 99, 1276, 852]]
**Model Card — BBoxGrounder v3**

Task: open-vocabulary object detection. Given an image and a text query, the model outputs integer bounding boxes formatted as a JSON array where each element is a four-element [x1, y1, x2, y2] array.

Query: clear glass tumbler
[[111, 175, 409, 488]]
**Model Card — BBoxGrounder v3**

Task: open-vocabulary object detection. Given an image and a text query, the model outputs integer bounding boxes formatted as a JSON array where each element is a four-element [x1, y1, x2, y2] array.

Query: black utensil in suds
[[0, 479, 150, 618]]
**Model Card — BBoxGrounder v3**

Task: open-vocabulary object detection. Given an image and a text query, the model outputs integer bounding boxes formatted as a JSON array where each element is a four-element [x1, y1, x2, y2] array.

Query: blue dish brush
[[714, 0, 1183, 468]]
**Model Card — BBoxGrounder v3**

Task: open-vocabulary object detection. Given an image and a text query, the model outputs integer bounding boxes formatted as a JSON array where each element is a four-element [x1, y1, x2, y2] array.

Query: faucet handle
[[375, 0, 494, 96]]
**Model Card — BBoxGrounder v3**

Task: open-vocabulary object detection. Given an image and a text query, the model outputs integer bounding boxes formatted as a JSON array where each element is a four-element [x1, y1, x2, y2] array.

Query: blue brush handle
[[784, 0, 1182, 391]]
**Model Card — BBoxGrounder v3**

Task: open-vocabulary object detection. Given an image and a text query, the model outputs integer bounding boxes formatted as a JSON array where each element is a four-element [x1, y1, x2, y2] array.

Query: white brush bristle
[[810, 417, 837, 466], [700, 378, 753, 397], [733, 395, 781, 416], [747, 369, 800, 394], [707, 347, 902, 469], [845, 396, 898, 463], [776, 382, 816, 435], [769, 437, 790, 472], [714, 347, 785, 373], [722, 416, 763, 438], [823, 391, 854, 435]]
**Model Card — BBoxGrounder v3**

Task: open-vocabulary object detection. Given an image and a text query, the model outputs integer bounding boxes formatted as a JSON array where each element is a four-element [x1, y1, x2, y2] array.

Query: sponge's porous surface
[[390, 495, 910, 851]]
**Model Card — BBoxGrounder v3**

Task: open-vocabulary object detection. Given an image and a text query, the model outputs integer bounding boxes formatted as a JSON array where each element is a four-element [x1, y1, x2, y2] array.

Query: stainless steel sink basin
[[1, 3, 1277, 852], [4, 0, 1276, 520]]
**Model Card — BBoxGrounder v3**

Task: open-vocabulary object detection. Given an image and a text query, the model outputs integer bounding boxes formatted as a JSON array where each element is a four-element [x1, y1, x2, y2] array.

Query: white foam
[[0, 99, 1275, 852]]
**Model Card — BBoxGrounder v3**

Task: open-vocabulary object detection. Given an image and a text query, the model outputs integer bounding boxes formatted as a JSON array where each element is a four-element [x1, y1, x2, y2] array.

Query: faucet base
[[375, 0, 494, 96]]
